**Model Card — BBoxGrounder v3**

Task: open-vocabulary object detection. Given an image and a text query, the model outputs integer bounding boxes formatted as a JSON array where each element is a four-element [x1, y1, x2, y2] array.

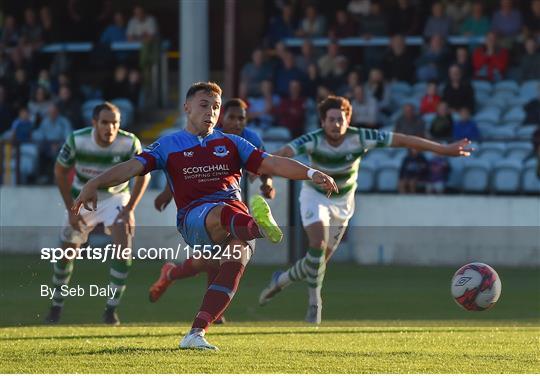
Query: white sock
[[277, 271, 292, 289], [308, 285, 322, 306]]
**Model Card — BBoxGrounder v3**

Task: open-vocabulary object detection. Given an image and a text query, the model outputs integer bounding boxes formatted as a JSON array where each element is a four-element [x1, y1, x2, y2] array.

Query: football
[[451, 262, 502, 311]]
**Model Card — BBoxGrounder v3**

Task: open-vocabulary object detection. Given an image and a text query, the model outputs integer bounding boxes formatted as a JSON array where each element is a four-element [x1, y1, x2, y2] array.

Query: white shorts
[[60, 193, 131, 244], [299, 184, 355, 252]]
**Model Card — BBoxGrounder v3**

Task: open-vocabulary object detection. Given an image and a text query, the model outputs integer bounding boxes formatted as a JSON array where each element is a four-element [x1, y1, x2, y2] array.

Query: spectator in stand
[[265, 4, 296, 46], [105, 65, 129, 100], [383, 34, 415, 83], [420, 81, 441, 115], [28, 86, 53, 123], [304, 63, 322, 98], [523, 85, 540, 125], [337, 70, 361, 99], [395, 103, 425, 136], [247, 80, 280, 129], [274, 51, 305, 97], [350, 85, 378, 128], [453, 107, 480, 141], [426, 155, 450, 194], [40, 6, 60, 43], [472, 31, 509, 81], [517, 37, 540, 82], [361, 2, 388, 71], [491, 0, 522, 42], [453, 46, 473, 81], [100, 11, 127, 44], [126, 5, 158, 41], [323, 55, 349, 92], [20, 7, 43, 50], [347, 0, 372, 20], [416, 34, 451, 82], [460, 2, 490, 37], [296, 5, 326, 38], [240, 48, 273, 97], [56, 85, 82, 129], [9, 107, 33, 143], [295, 39, 318, 73], [1, 15, 19, 47], [329, 9, 356, 39], [423, 2, 452, 39], [36, 69, 52, 93], [388, 0, 420, 36], [317, 41, 340, 78], [398, 149, 429, 194], [0, 85, 14, 134], [446, 0, 472, 34], [523, 0, 540, 39], [443, 64, 475, 113], [126, 68, 142, 107], [430, 101, 453, 141], [365, 68, 391, 115], [274, 80, 306, 138], [10, 68, 30, 112]]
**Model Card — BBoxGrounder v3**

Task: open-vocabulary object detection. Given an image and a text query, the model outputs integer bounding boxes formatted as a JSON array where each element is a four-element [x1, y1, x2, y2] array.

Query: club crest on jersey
[[183, 151, 194, 157], [213, 145, 229, 157]]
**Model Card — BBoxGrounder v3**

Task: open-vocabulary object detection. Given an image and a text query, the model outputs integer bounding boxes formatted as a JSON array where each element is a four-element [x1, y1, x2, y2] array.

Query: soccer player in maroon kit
[[72, 82, 337, 350]]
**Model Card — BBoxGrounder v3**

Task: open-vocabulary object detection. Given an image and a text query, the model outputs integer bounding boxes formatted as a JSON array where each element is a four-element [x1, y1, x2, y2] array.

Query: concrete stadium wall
[[1, 186, 539, 267]]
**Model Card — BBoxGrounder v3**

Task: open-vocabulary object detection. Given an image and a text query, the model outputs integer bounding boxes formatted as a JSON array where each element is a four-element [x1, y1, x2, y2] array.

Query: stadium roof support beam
[[179, 0, 209, 111]]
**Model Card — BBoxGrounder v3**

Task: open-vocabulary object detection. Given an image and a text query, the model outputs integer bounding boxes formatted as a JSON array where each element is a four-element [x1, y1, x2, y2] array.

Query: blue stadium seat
[[492, 159, 522, 193], [494, 80, 519, 95], [472, 80, 493, 95], [357, 159, 377, 192], [516, 125, 538, 140], [390, 81, 412, 96], [413, 82, 427, 95], [375, 159, 401, 192], [111, 98, 135, 128], [263, 126, 291, 141], [519, 80, 539, 101], [461, 158, 491, 192], [474, 107, 501, 125], [521, 158, 540, 193], [502, 107, 526, 123], [506, 141, 533, 160], [476, 142, 506, 162], [483, 96, 508, 111], [487, 124, 516, 140], [446, 156, 466, 191]]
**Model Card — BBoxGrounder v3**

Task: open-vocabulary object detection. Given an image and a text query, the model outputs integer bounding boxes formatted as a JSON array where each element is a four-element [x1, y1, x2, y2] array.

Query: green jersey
[[57, 127, 142, 198], [287, 127, 393, 196]]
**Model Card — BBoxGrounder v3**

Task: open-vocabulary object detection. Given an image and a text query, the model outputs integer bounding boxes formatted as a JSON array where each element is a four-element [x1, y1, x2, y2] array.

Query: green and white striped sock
[[106, 256, 132, 309], [305, 247, 326, 305], [51, 259, 74, 307]]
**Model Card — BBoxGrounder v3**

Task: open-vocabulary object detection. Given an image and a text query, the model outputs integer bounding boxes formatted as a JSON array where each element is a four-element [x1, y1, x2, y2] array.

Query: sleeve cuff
[[245, 150, 268, 175]]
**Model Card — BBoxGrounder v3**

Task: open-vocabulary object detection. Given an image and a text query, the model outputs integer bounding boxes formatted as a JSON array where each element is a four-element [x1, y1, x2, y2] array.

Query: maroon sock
[[220, 205, 262, 240], [192, 262, 245, 331], [169, 258, 200, 280], [205, 265, 219, 287]]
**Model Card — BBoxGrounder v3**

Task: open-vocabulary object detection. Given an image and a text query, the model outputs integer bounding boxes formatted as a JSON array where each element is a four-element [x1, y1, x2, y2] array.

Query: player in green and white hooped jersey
[[259, 95, 472, 324], [45, 102, 150, 325]]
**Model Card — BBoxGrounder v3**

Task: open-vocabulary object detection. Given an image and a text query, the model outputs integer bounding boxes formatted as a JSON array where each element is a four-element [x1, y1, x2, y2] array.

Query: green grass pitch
[[0, 255, 539, 373]]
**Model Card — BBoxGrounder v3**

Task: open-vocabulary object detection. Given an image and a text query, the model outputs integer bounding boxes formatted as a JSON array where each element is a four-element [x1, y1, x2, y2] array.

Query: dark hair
[[222, 98, 247, 114], [92, 101, 120, 120], [185, 81, 222, 101], [318, 95, 352, 122]]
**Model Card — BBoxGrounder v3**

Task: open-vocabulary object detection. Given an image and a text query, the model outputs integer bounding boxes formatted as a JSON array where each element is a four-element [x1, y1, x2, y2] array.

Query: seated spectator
[[360, 2, 387, 70], [430, 101, 453, 141], [446, 0, 472, 34], [304, 63, 322, 99], [472, 32, 509, 81], [337, 70, 361, 99], [274, 80, 306, 138], [265, 4, 296, 46], [10, 107, 33, 143], [395, 103, 425, 136], [517, 37, 540, 82], [416, 34, 451, 82], [426, 156, 450, 194], [420, 81, 441, 115], [317, 41, 340, 78], [274, 51, 305, 97], [364, 68, 391, 114], [1, 15, 20, 47], [20, 7, 43, 50], [442, 64, 475, 113], [347, 0, 371, 20], [523, 0, 540, 40], [100, 11, 127, 44], [423, 2, 452, 39], [36, 69, 52, 93], [350, 85, 378, 128], [240, 48, 273, 97], [328, 9, 356, 38], [295, 39, 318, 73], [126, 5, 158, 42], [452, 46, 473, 81], [383, 34, 415, 83], [0, 85, 14, 134], [40, 6, 60, 43], [247, 80, 280, 129], [460, 2, 490, 36], [105, 65, 129, 100], [323, 55, 349, 92], [491, 0, 522, 41], [388, 0, 420, 36], [56, 85, 82, 128], [398, 149, 429, 194], [28, 86, 53, 124], [523, 86, 540, 124], [296, 5, 326, 38], [453, 107, 480, 141], [9, 68, 30, 112]]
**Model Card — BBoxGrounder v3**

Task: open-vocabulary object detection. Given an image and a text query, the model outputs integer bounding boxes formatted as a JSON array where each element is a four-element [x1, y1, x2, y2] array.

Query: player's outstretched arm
[[258, 155, 338, 196], [391, 134, 473, 157], [72, 158, 144, 214]]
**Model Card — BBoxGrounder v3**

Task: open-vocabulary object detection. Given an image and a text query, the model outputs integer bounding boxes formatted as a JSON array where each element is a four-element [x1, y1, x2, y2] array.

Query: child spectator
[[453, 107, 480, 141], [10, 107, 33, 143], [420, 81, 441, 114], [399, 149, 429, 193], [430, 101, 453, 141]]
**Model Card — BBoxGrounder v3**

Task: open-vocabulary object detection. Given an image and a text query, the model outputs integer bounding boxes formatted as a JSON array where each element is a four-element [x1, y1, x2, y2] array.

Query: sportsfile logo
[[455, 276, 472, 286]]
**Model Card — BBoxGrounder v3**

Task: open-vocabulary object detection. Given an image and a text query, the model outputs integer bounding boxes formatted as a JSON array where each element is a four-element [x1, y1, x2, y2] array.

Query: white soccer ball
[[451, 262, 502, 311]]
